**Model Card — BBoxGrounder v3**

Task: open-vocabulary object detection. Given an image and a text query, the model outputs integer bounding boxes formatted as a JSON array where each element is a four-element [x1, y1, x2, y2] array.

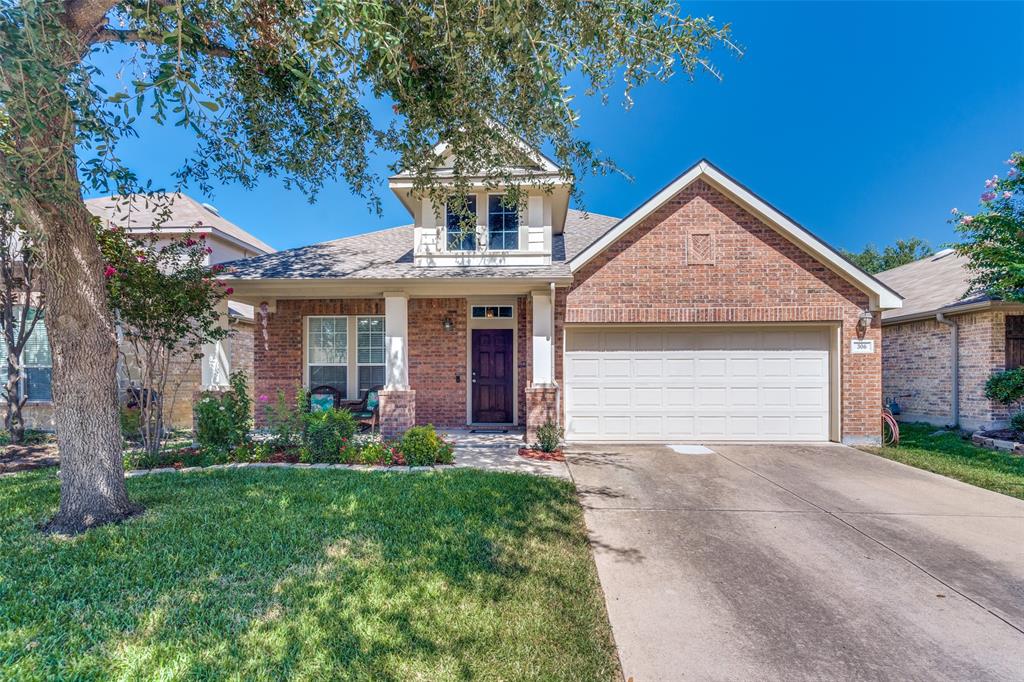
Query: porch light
[[442, 317, 454, 332], [857, 309, 874, 331]]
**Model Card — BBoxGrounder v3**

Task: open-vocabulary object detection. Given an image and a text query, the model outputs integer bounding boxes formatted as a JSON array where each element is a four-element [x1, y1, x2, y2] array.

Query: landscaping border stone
[[119, 462, 456, 478], [972, 432, 1024, 455]]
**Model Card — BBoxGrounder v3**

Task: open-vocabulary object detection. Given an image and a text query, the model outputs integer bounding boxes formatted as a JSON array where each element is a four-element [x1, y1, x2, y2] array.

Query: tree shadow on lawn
[[0, 468, 619, 681]]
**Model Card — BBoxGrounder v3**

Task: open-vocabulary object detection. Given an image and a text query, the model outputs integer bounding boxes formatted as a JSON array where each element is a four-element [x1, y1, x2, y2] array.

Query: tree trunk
[[40, 200, 139, 534]]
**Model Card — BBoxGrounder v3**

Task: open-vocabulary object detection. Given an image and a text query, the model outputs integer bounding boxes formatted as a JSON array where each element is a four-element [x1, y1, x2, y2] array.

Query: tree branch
[[92, 28, 234, 57]]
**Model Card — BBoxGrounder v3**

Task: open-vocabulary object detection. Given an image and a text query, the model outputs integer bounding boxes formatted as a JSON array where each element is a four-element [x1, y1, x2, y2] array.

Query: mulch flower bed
[[518, 447, 564, 462], [0, 443, 60, 474]]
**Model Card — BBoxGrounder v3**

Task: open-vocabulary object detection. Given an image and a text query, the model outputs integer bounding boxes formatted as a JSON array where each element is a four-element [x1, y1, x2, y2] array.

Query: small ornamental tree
[[98, 224, 231, 457], [953, 152, 1024, 302], [0, 206, 44, 443]]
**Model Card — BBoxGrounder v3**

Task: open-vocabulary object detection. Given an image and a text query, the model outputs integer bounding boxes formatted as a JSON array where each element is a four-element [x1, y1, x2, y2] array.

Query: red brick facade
[[565, 180, 881, 443], [249, 180, 887, 443]]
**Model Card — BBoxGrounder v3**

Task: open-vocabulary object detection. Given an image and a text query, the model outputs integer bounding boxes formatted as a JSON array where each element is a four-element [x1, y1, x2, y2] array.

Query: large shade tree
[[1, 0, 734, 533]]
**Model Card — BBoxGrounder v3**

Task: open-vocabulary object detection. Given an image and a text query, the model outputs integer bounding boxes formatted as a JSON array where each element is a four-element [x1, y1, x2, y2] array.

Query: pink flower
[[1010, 168, 1019, 177], [962, 215, 974, 224], [225, 287, 234, 295], [205, 247, 213, 255], [1004, 191, 1013, 199], [211, 264, 225, 273], [258, 394, 269, 402], [104, 265, 117, 278], [185, 238, 196, 246], [136, 255, 146, 262], [985, 177, 996, 188], [197, 233, 208, 240], [981, 191, 996, 202], [950, 207, 959, 215], [1007, 158, 1019, 167]]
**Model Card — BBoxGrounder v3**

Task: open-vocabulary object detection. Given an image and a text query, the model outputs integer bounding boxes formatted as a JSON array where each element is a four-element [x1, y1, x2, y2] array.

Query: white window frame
[[0, 308, 52, 404], [485, 193, 521, 251], [305, 315, 348, 399], [445, 194, 479, 252], [356, 315, 386, 397]]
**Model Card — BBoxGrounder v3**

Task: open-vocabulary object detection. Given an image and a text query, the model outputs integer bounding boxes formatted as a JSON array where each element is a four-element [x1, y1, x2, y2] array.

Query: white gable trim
[[568, 160, 903, 311]]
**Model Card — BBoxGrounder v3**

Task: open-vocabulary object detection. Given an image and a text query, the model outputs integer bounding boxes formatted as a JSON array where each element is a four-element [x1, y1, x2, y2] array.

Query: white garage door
[[565, 327, 831, 442]]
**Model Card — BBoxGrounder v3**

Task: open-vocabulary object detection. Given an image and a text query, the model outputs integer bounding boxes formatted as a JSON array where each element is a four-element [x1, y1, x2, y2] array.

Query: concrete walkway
[[446, 429, 569, 479], [567, 442, 1024, 681]]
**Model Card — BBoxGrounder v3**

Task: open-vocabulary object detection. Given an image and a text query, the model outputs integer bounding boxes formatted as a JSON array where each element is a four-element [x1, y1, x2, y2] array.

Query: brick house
[[876, 250, 1024, 431], [1, 194, 271, 431], [226, 151, 902, 444]]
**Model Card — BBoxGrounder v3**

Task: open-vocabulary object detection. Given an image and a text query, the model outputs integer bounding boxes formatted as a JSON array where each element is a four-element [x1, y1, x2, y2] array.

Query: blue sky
[[83, 1, 1024, 254]]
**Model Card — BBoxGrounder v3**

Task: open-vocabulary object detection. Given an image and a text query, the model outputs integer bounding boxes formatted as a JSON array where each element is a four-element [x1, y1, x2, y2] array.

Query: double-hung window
[[446, 196, 477, 251], [487, 195, 519, 250], [357, 316, 386, 396], [0, 308, 52, 402], [307, 316, 347, 397]]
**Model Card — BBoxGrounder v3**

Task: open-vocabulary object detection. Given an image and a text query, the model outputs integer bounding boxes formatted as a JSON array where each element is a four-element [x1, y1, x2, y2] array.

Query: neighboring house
[[225, 147, 901, 444], [6, 194, 272, 431], [876, 249, 1024, 431]]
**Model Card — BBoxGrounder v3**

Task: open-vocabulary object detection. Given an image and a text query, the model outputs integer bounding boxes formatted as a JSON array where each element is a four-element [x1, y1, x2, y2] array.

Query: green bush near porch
[[0, 468, 619, 680]]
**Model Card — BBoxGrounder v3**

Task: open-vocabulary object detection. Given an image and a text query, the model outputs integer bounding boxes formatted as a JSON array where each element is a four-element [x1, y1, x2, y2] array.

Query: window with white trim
[[0, 308, 52, 402], [487, 195, 519, 250], [357, 316, 386, 397], [307, 316, 347, 397], [446, 196, 477, 251]]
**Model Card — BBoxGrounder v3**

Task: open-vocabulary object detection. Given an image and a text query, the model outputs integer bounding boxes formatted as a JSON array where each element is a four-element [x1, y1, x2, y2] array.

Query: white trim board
[[567, 160, 903, 312]]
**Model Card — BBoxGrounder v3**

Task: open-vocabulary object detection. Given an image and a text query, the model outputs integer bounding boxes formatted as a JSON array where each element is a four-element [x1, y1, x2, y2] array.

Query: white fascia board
[[568, 160, 903, 311]]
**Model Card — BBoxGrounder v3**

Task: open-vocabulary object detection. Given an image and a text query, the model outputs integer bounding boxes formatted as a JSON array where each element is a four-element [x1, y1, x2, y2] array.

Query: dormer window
[[446, 196, 477, 251], [488, 195, 519, 250]]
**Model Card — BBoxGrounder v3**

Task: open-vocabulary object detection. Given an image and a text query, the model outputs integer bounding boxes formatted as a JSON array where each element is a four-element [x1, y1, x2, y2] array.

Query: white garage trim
[[564, 324, 839, 443]]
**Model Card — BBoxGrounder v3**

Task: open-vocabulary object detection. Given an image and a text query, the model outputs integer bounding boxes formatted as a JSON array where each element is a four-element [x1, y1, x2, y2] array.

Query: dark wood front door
[[472, 329, 514, 423]]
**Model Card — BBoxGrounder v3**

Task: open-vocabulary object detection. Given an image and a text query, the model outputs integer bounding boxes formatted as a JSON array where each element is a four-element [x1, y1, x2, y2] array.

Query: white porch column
[[384, 292, 409, 390], [531, 289, 554, 386], [201, 299, 231, 388]]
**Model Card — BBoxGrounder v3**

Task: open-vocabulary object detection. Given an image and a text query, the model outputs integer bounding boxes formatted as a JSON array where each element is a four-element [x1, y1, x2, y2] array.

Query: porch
[[215, 289, 562, 441]]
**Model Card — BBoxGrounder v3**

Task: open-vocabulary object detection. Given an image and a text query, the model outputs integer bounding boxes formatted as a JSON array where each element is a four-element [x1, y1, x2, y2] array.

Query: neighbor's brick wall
[[959, 310, 1016, 428], [566, 179, 880, 442], [408, 298, 466, 428], [882, 318, 953, 424]]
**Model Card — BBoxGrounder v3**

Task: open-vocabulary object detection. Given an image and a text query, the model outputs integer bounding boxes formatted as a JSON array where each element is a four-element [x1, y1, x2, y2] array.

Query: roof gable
[[568, 160, 902, 311]]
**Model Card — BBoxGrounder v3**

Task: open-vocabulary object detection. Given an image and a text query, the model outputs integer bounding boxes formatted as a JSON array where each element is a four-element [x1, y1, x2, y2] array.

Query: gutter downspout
[[936, 312, 959, 428]]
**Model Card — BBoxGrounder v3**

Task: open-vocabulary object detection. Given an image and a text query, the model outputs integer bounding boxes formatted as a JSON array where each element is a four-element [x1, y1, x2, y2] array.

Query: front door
[[472, 329, 514, 423]]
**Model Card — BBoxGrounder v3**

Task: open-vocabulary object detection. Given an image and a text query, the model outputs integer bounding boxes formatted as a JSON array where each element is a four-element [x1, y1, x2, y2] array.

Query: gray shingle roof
[[224, 208, 620, 280], [875, 250, 991, 321], [85, 193, 275, 254]]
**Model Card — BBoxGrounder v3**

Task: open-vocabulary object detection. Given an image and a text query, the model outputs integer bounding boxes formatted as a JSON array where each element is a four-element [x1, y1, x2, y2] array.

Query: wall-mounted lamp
[[857, 309, 874, 332], [442, 317, 454, 332]]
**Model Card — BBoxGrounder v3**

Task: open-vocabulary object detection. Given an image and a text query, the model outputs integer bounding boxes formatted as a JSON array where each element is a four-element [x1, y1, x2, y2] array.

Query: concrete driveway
[[566, 443, 1024, 681]]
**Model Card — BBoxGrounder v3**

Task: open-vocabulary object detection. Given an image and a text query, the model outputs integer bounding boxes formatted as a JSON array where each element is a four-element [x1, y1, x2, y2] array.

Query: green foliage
[[865, 422, 1024, 500], [194, 372, 253, 452], [984, 368, 1024, 406], [261, 388, 305, 449], [302, 409, 357, 463], [0, 469, 618, 679], [535, 421, 564, 453], [400, 425, 453, 466], [354, 438, 400, 466], [953, 152, 1024, 302], [1010, 412, 1024, 434], [841, 238, 934, 274], [120, 407, 141, 443]]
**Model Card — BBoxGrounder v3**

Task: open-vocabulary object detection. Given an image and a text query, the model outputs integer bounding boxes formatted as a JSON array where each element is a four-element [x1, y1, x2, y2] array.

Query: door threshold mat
[[668, 444, 715, 455], [470, 429, 510, 434]]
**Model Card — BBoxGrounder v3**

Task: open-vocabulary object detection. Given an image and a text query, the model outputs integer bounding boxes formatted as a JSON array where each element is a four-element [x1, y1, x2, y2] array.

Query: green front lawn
[[0, 468, 619, 680], [862, 422, 1024, 500]]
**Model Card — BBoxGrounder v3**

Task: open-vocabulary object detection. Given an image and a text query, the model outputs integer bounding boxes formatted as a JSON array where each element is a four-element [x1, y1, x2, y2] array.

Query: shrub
[[535, 420, 563, 453], [985, 368, 1024, 406], [1011, 411, 1024, 434], [194, 372, 253, 452], [120, 407, 142, 443], [262, 387, 305, 449], [302, 408, 357, 463], [400, 425, 453, 466]]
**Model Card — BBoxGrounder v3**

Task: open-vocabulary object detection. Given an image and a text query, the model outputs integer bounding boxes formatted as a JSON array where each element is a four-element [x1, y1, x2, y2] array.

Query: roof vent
[[201, 202, 220, 216], [932, 248, 955, 260]]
